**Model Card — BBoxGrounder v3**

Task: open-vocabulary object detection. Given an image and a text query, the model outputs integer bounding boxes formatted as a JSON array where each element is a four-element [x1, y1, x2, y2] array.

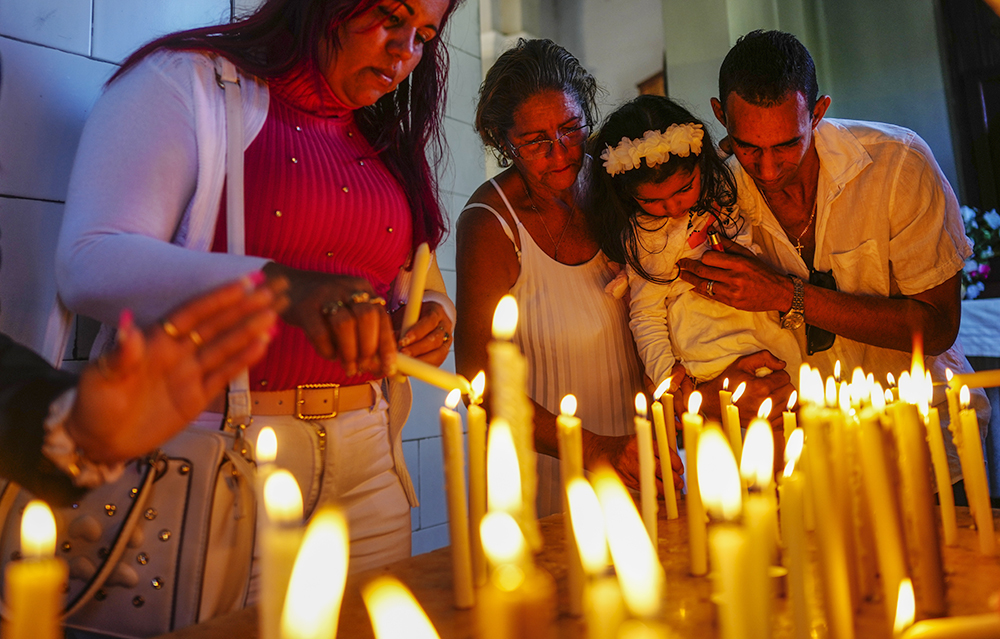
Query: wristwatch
[[780, 275, 805, 330]]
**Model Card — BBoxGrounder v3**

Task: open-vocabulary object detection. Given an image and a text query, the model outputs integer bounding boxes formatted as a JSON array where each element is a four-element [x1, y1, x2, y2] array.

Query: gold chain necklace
[[792, 200, 818, 257], [523, 179, 574, 258]]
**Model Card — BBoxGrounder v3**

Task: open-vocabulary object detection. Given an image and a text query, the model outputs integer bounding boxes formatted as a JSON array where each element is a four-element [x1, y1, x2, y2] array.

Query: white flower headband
[[600, 123, 705, 176]]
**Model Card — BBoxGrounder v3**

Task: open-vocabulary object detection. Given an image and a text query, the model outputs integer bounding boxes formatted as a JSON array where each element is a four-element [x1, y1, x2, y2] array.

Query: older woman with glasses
[[455, 39, 684, 513]]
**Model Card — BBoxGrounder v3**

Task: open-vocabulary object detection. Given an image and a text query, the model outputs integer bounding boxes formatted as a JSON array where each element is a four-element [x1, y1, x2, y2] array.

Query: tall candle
[[740, 417, 776, 639], [281, 507, 349, 639], [440, 389, 474, 609], [467, 371, 488, 586], [783, 391, 798, 449], [780, 432, 810, 639], [634, 393, 658, 545], [726, 382, 745, 463], [396, 354, 471, 394], [2, 500, 65, 639], [920, 373, 957, 546], [958, 385, 996, 555], [568, 477, 624, 639], [829, 384, 861, 612], [400, 242, 431, 336], [683, 391, 708, 576], [362, 576, 441, 639], [719, 377, 734, 447], [557, 394, 584, 617], [652, 379, 678, 519], [261, 471, 305, 639]]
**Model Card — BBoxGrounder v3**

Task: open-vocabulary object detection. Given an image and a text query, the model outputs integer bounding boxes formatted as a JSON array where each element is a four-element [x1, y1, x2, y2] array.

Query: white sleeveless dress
[[463, 179, 645, 516]]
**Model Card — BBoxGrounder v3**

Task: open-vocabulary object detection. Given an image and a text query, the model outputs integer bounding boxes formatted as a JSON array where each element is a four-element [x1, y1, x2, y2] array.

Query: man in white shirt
[[678, 29, 990, 485]]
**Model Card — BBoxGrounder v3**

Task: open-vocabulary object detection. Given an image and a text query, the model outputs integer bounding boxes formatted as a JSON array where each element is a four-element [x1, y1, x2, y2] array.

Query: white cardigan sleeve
[[55, 52, 269, 328]]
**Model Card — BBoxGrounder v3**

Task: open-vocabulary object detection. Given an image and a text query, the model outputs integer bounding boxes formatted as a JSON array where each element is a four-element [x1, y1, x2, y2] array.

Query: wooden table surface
[[157, 506, 999, 639]]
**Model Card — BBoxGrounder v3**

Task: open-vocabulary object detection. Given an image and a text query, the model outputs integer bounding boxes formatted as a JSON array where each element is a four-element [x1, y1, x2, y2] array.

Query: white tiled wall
[[0, 0, 483, 555]]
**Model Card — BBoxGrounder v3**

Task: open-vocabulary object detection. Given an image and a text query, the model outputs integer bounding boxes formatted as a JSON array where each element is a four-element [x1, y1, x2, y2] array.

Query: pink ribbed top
[[213, 63, 413, 390]]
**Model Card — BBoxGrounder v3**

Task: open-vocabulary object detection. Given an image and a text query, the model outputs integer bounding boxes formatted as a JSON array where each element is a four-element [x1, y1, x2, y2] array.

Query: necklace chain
[[524, 181, 574, 258], [792, 200, 818, 257]]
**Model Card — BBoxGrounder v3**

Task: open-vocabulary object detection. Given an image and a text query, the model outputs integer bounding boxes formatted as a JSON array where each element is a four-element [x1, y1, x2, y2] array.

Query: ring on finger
[[349, 290, 371, 305], [322, 301, 345, 316], [706, 280, 715, 297], [370, 296, 387, 307], [161, 320, 181, 338], [189, 330, 204, 347], [442, 331, 451, 343]]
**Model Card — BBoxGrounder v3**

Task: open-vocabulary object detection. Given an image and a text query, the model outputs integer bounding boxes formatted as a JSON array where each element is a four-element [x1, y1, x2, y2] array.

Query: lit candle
[[467, 371, 488, 586], [261, 470, 305, 639], [257, 426, 277, 467], [488, 295, 540, 549], [652, 379, 678, 519], [592, 466, 665, 620], [726, 382, 745, 463], [477, 512, 556, 639], [920, 372, 957, 546], [895, 576, 1000, 638], [783, 391, 798, 448], [396, 353, 471, 394], [2, 500, 65, 639], [698, 428, 748, 639], [739, 415, 776, 639], [487, 418, 522, 516], [280, 507, 349, 639], [568, 477, 625, 639], [557, 394, 584, 617], [829, 381, 861, 612], [894, 578, 916, 639], [683, 391, 708, 576], [400, 242, 431, 336], [719, 377, 733, 447], [950, 368, 1000, 390], [363, 576, 441, 639], [958, 385, 996, 555], [780, 431, 810, 639], [634, 393, 658, 545], [440, 388, 474, 609]]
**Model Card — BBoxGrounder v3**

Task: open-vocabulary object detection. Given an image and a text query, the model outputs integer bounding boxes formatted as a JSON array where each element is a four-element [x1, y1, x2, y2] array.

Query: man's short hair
[[718, 30, 819, 110]]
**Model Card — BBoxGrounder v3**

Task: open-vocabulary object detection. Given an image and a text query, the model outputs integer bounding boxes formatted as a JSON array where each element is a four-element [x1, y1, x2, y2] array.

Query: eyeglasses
[[806, 268, 837, 355], [508, 124, 591, 160]]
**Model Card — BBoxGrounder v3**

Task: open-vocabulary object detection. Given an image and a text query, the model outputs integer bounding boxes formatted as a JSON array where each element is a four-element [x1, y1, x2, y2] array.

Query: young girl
[[587, 95, 801, 389]]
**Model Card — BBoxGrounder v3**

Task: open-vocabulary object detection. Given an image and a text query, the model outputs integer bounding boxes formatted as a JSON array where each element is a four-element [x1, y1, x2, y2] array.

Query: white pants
[[192, 383, 411, 605]]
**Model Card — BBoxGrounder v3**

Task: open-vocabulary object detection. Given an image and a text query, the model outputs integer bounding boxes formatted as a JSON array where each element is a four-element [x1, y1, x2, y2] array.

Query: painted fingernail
[[119, 308, 134, 331], [249, 270, 266, 286]]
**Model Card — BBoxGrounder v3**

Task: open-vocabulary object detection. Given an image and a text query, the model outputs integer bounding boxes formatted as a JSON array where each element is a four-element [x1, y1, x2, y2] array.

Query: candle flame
[[634, 393, 647, 419], [654, 378, 671, 401], [592, 467, 664, 618], [885, 388, 894, 404], [825, 377, 837, 408], [445, 388, 462, 410], [487, 419, 522, 513], [741, 419, 774, 489], [757, 398, 772, 420], [687, 391, 703, 415], [887, 372, 897, 387], [363, 577, 441, 639], [480, 511, 526, 572], [850, 368, 867, 407], [697, 428, 742, 521], [723, 377, 730, 391], [945, 368, 953, 382], [491, 295, 518, 340], [561, 394, 578, 417], [911, 335, 924, 381], [834, 360, 841, 382], [784, 428, 804, 469], [471, 371, 486, 404], [21, 499, 56, 558], [838, 381, 850, 414], [872, 383, 886, 412], [893, 578, 916, 635], [256, 427, 277, 465], [898, 371, 912, 404], [960, 385, 971, 409], [798, 364, 811, 397], [281, 507, 349, 639], [731, 382, 746, 404], [567, 478, 610, 575], [264, 469, 304, 525], [786, 391, 797, 412]]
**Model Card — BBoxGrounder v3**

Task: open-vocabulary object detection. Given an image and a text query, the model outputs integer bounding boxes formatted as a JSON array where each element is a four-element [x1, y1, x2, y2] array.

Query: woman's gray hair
[[475, 39, 599, 165]]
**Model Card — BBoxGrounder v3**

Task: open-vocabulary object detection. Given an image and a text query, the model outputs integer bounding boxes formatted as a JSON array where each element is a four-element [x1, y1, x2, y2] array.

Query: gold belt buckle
[[295, 383, 339, 420]]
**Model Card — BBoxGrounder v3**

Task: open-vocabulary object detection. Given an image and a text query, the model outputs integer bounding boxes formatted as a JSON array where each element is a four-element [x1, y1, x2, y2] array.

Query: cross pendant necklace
[[792, 200, 818, 257]]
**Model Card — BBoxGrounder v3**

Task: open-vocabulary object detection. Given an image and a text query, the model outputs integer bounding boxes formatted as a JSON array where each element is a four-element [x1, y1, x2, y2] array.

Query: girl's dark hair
[[111, 0, 461, 252], [475, 39, 599, 165], [585, 95, 738, 283]]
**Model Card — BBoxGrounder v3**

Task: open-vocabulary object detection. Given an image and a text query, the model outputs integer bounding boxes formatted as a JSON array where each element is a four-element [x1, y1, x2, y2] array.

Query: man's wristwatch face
[[781, 276, 805, 330]]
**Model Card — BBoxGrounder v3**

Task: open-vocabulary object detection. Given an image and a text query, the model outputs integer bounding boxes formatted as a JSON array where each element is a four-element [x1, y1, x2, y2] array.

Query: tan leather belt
[[208, 383, 376, 420]]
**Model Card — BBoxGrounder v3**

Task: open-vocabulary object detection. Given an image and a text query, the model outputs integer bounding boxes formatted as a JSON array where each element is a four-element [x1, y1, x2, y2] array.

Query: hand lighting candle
[[959, 385, 995, 555], [467, 371, 488, 586], [440, 388, 474, 609], [363, 576, 441, 639], [2, 500, 66, 639], [683, 391, 708, 576], [261, 470, 305, 639], [634, 393, 658, 545], [280, 507, 349, 639], [780, 431, 810, 639], [557, 394, 585, 616], [652, 378, 678, 519]]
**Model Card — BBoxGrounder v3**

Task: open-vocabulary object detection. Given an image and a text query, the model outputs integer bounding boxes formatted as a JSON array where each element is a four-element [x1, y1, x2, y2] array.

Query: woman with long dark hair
[[55, 0, 461, 593]]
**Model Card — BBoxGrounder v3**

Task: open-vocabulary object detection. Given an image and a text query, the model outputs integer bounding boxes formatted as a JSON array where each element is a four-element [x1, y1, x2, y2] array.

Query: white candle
[[396, 353, 471, 394], [958, 385, 996, 555], [280, 507, 349, 639], [780, 432, 810, 639], [634, 393, 658, 546], [920, 372, 957, 546], [2, 500, 65, 639], [556, 394, 584, 617], [568, 478, 625, 639], [440, 389, 474, 609], [739, 417, 776, 639], [261, 471, 305, 639], [467, 371, 488, 587], [652, 379, 678, 519], [683, 392, 708, 576], [400, 242, 431, 336], [487, 418, 522, 516], [726, 382, 745, 463], [362, 576, 441, 639], [783, 391, 798, 448]]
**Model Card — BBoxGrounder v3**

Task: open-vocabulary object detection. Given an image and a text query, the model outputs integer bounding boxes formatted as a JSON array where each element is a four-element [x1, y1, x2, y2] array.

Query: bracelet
[[41, 388, 125, 488]]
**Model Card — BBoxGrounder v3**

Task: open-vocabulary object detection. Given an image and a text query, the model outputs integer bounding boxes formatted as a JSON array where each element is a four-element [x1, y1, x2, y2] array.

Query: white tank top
[[463, 179, 645, 515]]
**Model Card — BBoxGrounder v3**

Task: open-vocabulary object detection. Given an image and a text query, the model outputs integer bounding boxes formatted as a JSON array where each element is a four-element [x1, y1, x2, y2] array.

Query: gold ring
[[189, 330, 204, 347], [370, 296, 387, 306], [706, 280, 715, 296], [162, 320, 181, 338], [442, 331, 451, 343], [349, 291, 371, 305], [322, 301, 345, 316]]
